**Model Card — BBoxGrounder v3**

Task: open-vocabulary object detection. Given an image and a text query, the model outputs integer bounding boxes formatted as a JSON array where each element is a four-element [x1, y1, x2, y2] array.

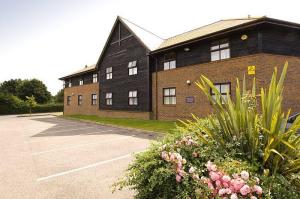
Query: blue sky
[[1, 0, 300, 94]]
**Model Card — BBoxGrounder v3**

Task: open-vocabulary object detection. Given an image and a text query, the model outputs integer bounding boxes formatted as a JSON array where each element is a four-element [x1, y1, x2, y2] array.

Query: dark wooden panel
[[153, 28, 260, 71], [261, 24, 300, 56], [99, 21, 150, 112]]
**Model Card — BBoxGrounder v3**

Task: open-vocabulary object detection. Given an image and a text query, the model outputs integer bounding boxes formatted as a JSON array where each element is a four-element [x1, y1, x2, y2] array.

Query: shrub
[[114, 63, 300, 198]]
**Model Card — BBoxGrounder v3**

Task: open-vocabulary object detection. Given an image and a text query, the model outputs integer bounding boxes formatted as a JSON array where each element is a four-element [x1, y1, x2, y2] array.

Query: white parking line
[[31, 134, 133, 155], [37, 126, 99, 134], [37, 152, 137, 182]]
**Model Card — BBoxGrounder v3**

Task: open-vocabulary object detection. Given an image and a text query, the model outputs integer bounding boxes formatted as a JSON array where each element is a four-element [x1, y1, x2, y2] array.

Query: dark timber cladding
[[97, 18, 151, 111]]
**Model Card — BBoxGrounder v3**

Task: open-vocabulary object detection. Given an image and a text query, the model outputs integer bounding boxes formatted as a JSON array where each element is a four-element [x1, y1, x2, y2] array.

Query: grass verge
[[64, 115, 178, 133]]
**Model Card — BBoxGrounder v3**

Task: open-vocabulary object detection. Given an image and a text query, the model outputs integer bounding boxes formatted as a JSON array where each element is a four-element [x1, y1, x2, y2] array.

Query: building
[[60, 16, 300, 121]]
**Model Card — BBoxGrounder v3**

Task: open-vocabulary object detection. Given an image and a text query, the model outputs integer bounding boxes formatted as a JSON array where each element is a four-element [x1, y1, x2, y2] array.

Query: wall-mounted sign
[[186, 96, 195, 103], [248, 65, 256, 75]]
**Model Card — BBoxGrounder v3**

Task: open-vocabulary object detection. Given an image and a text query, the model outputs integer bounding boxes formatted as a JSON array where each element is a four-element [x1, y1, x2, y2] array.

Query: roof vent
[[85, 65, 88, 68]]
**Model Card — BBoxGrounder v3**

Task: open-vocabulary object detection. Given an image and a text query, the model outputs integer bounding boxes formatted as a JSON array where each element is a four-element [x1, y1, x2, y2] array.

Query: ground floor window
[[105, 93, 112, 105], [78, 95, 83, 105], [129, 90, 138, 105], [211, 82, 231, 103], [91, 94, 97, 105], [163, 88, 176, 105], [67, 96, 71, 105]]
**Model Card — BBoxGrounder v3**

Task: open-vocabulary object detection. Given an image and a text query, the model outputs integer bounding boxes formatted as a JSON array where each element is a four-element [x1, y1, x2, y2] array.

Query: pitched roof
[[119, 17, 164, 51], [59, 64, 96, 80], [157, 17, 262, 50]]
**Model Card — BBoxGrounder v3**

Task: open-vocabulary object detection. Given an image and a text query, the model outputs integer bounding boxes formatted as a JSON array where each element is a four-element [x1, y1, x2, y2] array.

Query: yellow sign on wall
[[248, 65, 256, 75]]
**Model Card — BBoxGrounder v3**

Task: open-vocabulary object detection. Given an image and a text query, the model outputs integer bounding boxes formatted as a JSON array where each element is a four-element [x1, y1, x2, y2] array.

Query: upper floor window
[[93, 74, 98, 83], [163, 88, 176, 105], [128, 61, 137, 76], [68, 82, 72, 87], [91, 94, 97, 105], [79, 79, 83, 86], [78, 95, 83, 105], [211, 39, 230, 61], [63, 81, 66, 88], [164, 53, 176, 70], [67, 96, 71, 105], [129, 90, 138, 105], [105, 92, 112, 105], [210, 83, 231, 103], [106, 67, 112, 79]]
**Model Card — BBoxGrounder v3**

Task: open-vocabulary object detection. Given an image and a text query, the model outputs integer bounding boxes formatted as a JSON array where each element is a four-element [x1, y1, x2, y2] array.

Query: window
[[78, 95, 83, 105], [128, 61, 137, 75], [93, 73, 98, 83], [106, 67, 112, 79], [164, 53, 176, 70], [67, 96, 71, 105], [163, 88, 176, 105], [210, 83, 231, 103], [210, 40, 230, 61], [79, 79, 83, 86], [129, 90, 138, 105], [68, 82, 72, 87], [91, 94, 97, 105], [105, 92, 112, 105], [63, 81, 66, 88]]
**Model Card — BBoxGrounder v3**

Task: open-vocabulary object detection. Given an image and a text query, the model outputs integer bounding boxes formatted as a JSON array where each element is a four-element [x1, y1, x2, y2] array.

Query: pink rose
[[218, 188, 227, 196], [210, 171, 220, 181], [176, 174, 182, 182], [189, 167, 195, 174], [241, 171, 249, 181], [216, 180, 222, 188], [240, 185, 251, 196], [232, 179, 245, 191], [253, 185, 263, 195], [230, 193, 238, 199], [222, 175, 231, 182], [250, 196, 257, 199], [207, 182, 214, 190]]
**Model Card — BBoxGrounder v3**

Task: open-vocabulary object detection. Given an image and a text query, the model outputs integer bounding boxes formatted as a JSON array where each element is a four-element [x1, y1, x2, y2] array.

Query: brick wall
[[64, 83, 151, 119], [64, 83, 99, 115], [152, 53, 300, 121]]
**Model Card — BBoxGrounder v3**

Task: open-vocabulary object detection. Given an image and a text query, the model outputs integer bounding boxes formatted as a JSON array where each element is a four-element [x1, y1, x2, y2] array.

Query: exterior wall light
[[241, 34, 248, 40], [186, 80, 191, 85], [184, 47, 190, 52]]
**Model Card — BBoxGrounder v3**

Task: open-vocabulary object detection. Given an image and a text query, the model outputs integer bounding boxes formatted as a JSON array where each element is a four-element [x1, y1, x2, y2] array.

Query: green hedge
[[0, 92, 63, 115]]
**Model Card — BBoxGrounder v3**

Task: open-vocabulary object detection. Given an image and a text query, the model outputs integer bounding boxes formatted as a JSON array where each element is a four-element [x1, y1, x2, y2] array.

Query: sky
[[0, 0, 300, 95]]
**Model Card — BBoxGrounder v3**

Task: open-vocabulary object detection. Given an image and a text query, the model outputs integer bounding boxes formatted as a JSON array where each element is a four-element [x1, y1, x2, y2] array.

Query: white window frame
[[68, 82, 72, 87], [129, 90, 138, 105], [67, 96, 71, 105], [105, 92, 112, 105], [78, 95, 83, 105], [79, 79, 83, 86], [93, 73, 98, 83], [211, 83, 231, 103], [128, 61, 137, 76], [163, 88, 176, 105], [106, 67, 112, 80], [91, 94, 97, 105], [210, 40, 230, 61]]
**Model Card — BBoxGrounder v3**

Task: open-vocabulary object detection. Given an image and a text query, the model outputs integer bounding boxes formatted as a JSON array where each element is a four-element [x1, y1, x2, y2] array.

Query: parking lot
[[0, 115, 154, 199]]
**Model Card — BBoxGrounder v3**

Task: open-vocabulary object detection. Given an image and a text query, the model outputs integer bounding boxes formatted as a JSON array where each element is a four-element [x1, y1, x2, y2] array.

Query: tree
[[17, 79, 51, 104], [0, 79, 22, 95], [26, 95, 37, 116], [54, 89, 64, 103]]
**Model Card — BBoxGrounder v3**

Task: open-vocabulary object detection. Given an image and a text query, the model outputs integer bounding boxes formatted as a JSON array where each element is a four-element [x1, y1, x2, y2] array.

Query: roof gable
[[96, 16, 163, 68]]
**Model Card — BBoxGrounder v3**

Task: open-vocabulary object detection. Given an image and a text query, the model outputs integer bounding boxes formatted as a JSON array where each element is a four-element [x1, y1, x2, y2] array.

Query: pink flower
[[241, 171, 249, 181], [240, 185, 251, 196], [254, 177, 260, 184], [176, 174, 182, 182], [232, 178, 245, 191], [209, 171, 220, 181], [219, 188, 227, 196], [253, 185, 263, 195], [250, 196, 257, 199], [207, 182, 214, 190], [230, 193, 238, 199], [222, 175, 231, 182], [161, 151, 167, 159], [189, 167, 195, 174], [206, 161, 217, 171], [216, 180, 222, 188]]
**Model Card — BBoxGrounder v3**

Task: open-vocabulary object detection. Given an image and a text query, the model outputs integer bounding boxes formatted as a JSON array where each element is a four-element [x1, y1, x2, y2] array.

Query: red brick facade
[[152, 53, 300, 120], [64, 83, 151, 119]]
